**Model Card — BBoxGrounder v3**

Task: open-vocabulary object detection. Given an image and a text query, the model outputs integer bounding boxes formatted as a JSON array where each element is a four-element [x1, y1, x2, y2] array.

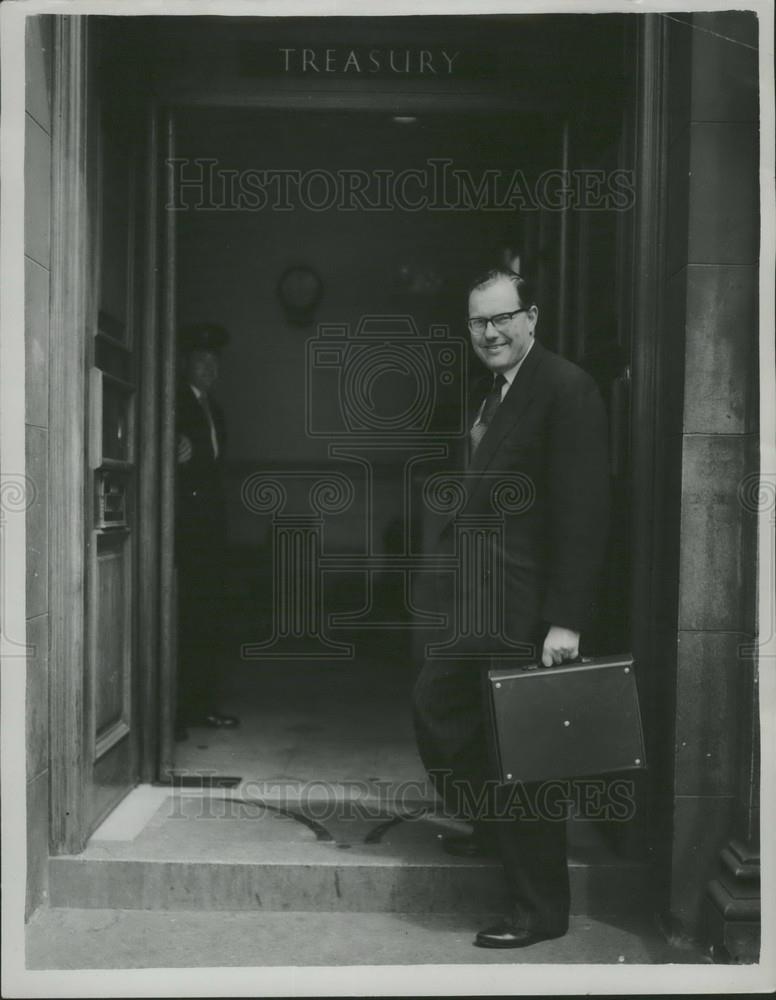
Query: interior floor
[[174, 652, 425, 792], [170, 648, 642, 863]]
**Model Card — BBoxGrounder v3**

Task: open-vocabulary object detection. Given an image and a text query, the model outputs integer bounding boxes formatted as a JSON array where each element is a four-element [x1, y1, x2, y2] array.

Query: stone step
[[49, 787, 651, 916]]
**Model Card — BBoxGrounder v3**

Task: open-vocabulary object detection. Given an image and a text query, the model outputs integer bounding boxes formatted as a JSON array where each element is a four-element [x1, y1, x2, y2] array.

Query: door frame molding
[[629, 13, 673, 885], [137, 100, 163, 783], [157, 108, 179, 779], [48, 14, 90, 854]]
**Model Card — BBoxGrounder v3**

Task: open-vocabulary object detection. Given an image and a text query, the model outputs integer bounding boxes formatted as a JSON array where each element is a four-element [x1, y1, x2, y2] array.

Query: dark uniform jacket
[[175, 381, 227, 562]]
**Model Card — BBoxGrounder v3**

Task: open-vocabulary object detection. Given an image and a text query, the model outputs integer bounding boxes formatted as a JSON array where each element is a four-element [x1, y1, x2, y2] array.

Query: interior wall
[[175, 110, 556, 555], [24, 14, 53, 919]]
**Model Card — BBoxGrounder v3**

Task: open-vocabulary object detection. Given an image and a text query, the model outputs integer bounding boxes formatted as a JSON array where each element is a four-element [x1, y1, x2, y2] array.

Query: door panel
[[93, 533, 131, 751]]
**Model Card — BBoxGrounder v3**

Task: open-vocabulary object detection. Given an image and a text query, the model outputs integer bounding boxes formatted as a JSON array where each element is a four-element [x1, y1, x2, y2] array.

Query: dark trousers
[[176, 533, 226, 725], [412, 654, 570, 935]]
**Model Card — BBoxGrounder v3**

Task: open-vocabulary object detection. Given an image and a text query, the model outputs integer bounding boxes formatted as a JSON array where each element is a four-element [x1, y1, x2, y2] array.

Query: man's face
[[468, 278, 538, 374], [186, 349, 219, 392]]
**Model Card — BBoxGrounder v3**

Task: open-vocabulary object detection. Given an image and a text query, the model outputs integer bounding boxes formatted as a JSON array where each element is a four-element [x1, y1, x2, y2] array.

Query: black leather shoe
[[442, 834, 498, 859], [201, 712, 239, 728], [474, 922, 565, 949]]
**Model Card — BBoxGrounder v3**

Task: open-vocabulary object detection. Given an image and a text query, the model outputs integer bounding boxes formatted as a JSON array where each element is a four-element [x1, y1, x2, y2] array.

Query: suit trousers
[[176, 529, 227, 724], [412, 652, 570, 935]]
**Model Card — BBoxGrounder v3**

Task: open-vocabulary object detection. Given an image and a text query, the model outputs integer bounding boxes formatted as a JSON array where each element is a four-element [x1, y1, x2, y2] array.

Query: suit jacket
[[440, 339, 610, 645], [175, 382, 227, 559]]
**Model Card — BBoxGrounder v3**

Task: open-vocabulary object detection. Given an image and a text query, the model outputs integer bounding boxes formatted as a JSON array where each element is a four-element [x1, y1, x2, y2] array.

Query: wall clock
[[276, 265, 324, 325]]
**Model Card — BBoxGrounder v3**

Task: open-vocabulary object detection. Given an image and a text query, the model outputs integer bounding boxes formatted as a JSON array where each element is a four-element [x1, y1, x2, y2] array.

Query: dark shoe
[[442, 834, 498, 859], [474, 921, 566, 949], [174, 725, 189, 742], [201, 712, 239, 729]]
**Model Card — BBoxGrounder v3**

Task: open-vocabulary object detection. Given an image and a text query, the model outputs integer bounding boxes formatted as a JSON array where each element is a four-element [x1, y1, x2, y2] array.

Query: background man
[[175, 322, 239, 741], [413, 266, 610, 949]]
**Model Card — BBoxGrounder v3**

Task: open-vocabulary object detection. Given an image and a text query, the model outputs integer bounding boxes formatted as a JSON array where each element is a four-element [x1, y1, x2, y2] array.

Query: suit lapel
[[468, 339, 546, 475]]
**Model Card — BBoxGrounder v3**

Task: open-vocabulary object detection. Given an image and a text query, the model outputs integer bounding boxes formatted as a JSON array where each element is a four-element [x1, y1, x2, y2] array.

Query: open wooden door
[[81, 86, 143, 833]]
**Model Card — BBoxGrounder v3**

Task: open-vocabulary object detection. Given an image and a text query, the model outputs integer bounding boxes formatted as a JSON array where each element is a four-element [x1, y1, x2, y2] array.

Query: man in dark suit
[[175, 323, 239, 740], [413, 267, 610, 948]]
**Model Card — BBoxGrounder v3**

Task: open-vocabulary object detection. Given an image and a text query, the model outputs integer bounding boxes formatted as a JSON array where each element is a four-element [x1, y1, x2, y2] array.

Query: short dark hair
[[467, 267, 537, 311]]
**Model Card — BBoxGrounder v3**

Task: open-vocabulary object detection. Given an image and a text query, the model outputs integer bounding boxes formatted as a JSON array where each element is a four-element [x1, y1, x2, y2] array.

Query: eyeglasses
[[467, 308, 528, 336]]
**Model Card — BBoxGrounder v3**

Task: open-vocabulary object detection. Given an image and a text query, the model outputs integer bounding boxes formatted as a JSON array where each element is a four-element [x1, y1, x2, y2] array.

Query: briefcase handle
[[520, 655, 591, 671], [506, 653, 635, 674]]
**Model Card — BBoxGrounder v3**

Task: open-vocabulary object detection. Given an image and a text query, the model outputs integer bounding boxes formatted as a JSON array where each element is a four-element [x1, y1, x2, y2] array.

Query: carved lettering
[[302, 48, 318, 72], [441, 50, 459, 73], [279, 47, 295, 71], [419, 49, 435, 74], [277, 45, 467, 76], [342, 49, 361, 72]]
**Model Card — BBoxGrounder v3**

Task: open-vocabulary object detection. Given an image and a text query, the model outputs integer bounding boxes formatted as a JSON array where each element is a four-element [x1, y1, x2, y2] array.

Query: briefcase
[[487, 654, 646, 784]]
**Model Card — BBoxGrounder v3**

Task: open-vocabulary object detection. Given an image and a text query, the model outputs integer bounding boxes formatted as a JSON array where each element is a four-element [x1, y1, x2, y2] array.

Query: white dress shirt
[[189, 383, 219, 459]]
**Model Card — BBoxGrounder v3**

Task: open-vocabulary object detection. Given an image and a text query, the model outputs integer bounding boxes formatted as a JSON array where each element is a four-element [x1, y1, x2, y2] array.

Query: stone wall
[[665, 11, 759, 934]]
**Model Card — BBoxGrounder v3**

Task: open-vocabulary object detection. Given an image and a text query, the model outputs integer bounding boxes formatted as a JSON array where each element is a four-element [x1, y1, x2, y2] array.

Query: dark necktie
[[470, 373, 506, 456]]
